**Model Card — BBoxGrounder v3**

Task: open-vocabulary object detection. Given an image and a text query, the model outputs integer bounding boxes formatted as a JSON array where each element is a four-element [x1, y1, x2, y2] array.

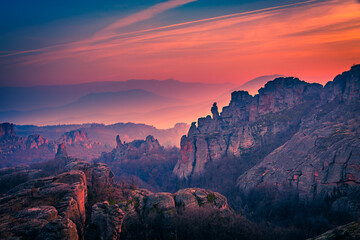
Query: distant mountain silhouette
[[0, 89, 182, 126], [0, 79, 235, 112]]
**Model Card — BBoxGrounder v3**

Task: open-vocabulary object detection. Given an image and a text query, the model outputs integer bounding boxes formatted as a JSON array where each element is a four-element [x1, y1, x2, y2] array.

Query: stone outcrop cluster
[[59, 130, 93, 148], [0, 144, 231, 240], [0, 145, 119, 240], [174, 65, 360, 198], [119, 187, 233, 239], [0, 125, 106, 167]]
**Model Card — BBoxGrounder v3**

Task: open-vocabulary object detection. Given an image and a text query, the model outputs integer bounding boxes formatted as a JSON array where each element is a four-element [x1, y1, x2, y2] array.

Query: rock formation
[[0, 122, 16, 139], [86, 201, 124, 240], [98, 135, 178, 192], [174, 77, 322, 180], [59, 130, 92, 148], [174, 65, 360, 200], [56, 143, 69, 159], [119, 187, 234, 239], [0, 143, 239, 240], [26, 134, 49, 149], [0, 147, 118, 240], [237, 65, 360, 198]]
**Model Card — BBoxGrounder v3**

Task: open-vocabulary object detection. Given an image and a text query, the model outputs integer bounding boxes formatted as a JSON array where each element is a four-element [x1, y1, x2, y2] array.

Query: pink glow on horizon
[[1, 0, 360, 86]]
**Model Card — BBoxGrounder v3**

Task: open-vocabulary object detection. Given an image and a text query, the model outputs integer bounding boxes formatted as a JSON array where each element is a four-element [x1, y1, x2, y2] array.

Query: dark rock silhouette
[[86, 202, 124, 240], [0, 122, 16, 139], [56, 143, 69, 159]]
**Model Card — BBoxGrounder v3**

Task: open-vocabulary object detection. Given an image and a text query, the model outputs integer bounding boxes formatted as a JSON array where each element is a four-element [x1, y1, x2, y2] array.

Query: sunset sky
[[1, 0, 360, 87]]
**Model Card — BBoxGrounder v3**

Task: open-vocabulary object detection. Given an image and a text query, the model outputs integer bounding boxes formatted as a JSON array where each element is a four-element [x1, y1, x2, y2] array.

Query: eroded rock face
[[0, 122, 16, 139], [26, 134, 49, 149], [86, 201, 124, 240], [174, 65, 360, 202], [237, 103, 360, 198], [118, 187, 234, 239], [236, 65, 360, 199], [0, 145, 123, 240], [56, 143, 69, 159], [36, 218, 79, 240], [174, 77, 321, 180], [59, 130, 92, 148], [0, 169, 87, 239]]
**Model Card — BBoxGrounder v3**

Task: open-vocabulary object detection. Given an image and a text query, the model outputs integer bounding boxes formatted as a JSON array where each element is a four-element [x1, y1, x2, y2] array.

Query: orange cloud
[[1, 0, 360, 86]]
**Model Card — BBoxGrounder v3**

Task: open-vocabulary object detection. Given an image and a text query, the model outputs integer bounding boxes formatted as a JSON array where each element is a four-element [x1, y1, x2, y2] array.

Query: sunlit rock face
[[26, 134, 49, 149], [237, 65, 360, 198], [174, 65, 360, 199], [0, 169, 87, 239], [174, 77, 322, 180], [0, 145, 118, 240], [59, 130, 92, 148]]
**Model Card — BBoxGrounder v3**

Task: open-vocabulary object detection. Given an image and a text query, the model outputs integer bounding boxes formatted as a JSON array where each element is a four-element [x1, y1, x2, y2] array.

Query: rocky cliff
[[174, 65, 360, 200], [59, 130, 93, 148], [174, 77, 322, 180], [0, 145, 117, 240]]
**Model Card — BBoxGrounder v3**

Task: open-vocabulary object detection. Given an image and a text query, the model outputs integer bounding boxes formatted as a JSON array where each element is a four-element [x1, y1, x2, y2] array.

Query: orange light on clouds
[[1, 0, 360, 86]]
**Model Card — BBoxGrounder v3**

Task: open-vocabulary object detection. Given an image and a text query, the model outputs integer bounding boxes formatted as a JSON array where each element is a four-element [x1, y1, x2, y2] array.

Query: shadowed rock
[[86, 201, 124, 240], [56, 143, 69, 159]]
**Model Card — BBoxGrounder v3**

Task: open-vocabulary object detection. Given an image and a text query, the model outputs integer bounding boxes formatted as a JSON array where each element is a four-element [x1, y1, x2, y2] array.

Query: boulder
[[86, 201, 124, 240], [36, 218, 79, 240]]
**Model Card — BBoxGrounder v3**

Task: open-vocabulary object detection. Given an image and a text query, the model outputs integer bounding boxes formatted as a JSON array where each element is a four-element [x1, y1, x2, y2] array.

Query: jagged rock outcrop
[[59, 130, 92, 148], [0, 122, 16, 139], [0, 146, 119, 240], [119, 187, 234, 239], [101, 135, 162, 164], [65, 160, 114, 196], [174, 65, 360, 201], [0, 169, 87, 239], [174, 77, 322, 180], [116, 135, 123, 149], [56, 143, 69, 159], [36, 217, 79, 240], [26, 134, 49, 149], [86, 201, 124, 240], [98, 135, 177, 192], [236, 65, 360, 198], [308, 221, 360, 240]]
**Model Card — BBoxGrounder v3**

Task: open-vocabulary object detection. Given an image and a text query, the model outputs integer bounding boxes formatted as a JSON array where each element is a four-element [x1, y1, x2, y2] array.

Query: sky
[[1, 0, 360, 87]]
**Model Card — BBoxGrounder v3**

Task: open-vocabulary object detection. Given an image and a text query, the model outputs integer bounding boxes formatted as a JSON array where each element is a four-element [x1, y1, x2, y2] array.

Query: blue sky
[[0, 0, 303, 50]]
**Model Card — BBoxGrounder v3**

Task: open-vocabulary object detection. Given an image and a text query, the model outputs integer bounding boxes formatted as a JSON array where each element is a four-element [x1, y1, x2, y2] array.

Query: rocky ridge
[[0, 144, 232, 240], [174, 65, 360, 200]]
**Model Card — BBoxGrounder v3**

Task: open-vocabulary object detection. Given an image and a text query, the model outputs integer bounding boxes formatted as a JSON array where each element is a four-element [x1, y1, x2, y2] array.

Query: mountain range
[[0, 76, 288, 128]]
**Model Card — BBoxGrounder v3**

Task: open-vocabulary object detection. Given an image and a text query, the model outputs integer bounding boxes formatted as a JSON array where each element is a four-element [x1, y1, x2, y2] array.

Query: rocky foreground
[[0, 145, 234, 240]]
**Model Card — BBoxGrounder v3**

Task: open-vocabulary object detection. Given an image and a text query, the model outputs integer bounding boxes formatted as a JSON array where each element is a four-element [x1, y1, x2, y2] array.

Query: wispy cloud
[[95, 0, 197, 38], [1, 0, 360, 86]]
